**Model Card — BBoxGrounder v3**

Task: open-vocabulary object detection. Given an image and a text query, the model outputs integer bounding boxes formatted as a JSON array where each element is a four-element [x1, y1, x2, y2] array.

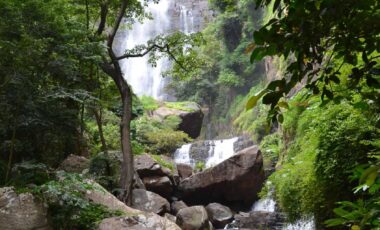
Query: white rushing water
[[173, 137, 239, 168], [251, 185, 315, 230], [117, 1, 195, 100]]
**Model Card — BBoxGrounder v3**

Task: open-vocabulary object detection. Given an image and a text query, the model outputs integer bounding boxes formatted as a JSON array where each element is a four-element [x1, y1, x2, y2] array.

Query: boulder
[[0, 187, 50, 230], [231, 211, 285, 229], [83, 181, 180, 229], [134, 154, 171, 178], [165, 213, 177, 223], [177, 163, 193, 179], [176, 206, 209, 230], [153, 102, 204, 139], [206, 203, 233, 228], [142, 176, 173, 198], [131, 189, 170, 215], [98, 213, 180, 230], [171, 200, 188, 215], [59, 154, 89, 173], [178, 146, 265, 206]]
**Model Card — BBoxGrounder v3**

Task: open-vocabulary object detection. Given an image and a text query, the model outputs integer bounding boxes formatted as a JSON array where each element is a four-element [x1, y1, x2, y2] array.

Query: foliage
[[164, 101, 198, 112], [150, 154, 174, 171], [37, 172, 123, 229], [132, 115, 191, 155], [325, 165, 380, 229], [140, 96, 159, 112], [259, 132, 283, 166], [195, 161, 206, 172], [9, 161, 50, 187], [268, 91, 379, 226], [247, 0, 380, 122]]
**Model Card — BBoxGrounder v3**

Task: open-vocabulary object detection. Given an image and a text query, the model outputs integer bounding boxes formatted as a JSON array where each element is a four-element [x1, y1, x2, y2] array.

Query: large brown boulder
[[0, 187, 51, 230], [98, 213, 180, 230], [206, 203, 233, 228], [59, 154, 89, 173], [153, 102, 204, 139], [131, 189, 170, 215], [134, 154, 175, 198], [176, 163, 193, 179], [178, 146, 265, 206], [83, 181, 180, 229], [176, 206, 209, 230]]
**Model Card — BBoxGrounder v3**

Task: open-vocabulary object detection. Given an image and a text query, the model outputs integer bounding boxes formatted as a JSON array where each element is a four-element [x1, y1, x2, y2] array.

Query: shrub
[[10, 161, 50, 187], [37, 172, 123, 230]]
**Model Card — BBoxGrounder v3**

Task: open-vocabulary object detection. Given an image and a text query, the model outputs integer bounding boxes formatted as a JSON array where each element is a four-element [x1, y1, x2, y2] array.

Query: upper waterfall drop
[[117, 0, 171, 100], [114, 0, 211, 100]]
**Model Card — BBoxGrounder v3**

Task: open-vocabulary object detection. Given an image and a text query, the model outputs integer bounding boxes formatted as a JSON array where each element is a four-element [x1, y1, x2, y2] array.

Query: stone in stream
[[231, 211, 285, 229], [176, 206, 210, 230], [0, 187, 50, 230], [178, 146, 265, 207], [206, 202, 233, 228], [131, 189, 170, 215], [171, 200, 188, 215]]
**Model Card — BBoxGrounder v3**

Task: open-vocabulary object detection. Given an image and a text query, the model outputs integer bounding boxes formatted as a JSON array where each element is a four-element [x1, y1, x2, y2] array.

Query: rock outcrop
[[153, 102, 204, 139], [206, 203, 233, 228], [0, 187, 50, 230], [131, 189, 170, 215], [178, 146, 265, 206], [176, 206, 209, 230], [176, 163, 193, 179], [59, 154, 90, 173], [230, 211, 285, 229], [134, 154, 175, 198], [84, 181, 180, 229]]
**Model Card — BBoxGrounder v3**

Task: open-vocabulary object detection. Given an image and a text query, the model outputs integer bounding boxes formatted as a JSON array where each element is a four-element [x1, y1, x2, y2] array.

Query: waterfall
[[116, 0, 196, 100], [173, 137, 239, 168], [206, 137, 239, 168]]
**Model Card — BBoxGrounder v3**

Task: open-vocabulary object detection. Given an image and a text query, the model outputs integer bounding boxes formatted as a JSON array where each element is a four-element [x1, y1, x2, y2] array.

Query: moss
[[164, 101, 198, 112], [150, 154, 174, 171]]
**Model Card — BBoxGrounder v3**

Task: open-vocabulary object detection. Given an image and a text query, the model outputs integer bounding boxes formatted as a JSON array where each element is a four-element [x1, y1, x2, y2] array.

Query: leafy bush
[[10, 161, 50, 187], [140, 96, 159, 112], [259, 133, 283, 167], [195, 161, 206, 172], [37, 172, 123, 229], [145, 130, 191, 155], [269, 98, 378, 226]]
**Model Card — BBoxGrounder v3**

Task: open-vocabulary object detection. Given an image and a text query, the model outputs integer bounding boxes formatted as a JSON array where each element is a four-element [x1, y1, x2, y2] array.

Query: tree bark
[[93, 108, 108, 155]]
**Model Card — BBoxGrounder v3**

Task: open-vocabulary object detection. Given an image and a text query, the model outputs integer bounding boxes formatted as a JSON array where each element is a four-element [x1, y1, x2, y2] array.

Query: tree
[[87, 0, 203, 204], [247, 0, 380, 122]]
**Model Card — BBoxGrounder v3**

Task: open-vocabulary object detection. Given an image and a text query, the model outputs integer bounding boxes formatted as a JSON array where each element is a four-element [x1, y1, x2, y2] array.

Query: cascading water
[[250, 183, 316, 230], [116, 0, 196, 100], [117, 0, 170, 100], [173, 137, 239, 168]]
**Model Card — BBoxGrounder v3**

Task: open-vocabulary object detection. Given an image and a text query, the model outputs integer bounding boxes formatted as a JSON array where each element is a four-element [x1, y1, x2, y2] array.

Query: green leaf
[[246, 89, 268, 110], [277, 101, 289, 109], [277, 113, 284, 123], [325, 218, 347, 227], [359, 166, 380, 187]]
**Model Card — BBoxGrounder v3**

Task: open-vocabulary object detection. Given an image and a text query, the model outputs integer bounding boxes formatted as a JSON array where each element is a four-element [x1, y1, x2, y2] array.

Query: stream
[[174, 138, 316, 230]]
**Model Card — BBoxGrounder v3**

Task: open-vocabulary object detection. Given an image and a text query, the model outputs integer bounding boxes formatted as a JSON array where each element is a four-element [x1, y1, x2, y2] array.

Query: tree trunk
[[119, 85, 134, 205], [93, 108, 108, 155]]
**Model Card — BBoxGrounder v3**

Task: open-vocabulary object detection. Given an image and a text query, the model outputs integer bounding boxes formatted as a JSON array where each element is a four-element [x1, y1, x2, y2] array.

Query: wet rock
[[178, 146, 265, 206], [206, 203, 233, 228], [177, 163, 193, 179], [0, 187, 50, 230], [176, 206, 209, 230], [59, 154, 89, 173], [132, 189, 170, 215], [233, 136, 254, 153], [171, 200, 188, 215], [232, 211, 285, 229], [142, 176, 173, 198]]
